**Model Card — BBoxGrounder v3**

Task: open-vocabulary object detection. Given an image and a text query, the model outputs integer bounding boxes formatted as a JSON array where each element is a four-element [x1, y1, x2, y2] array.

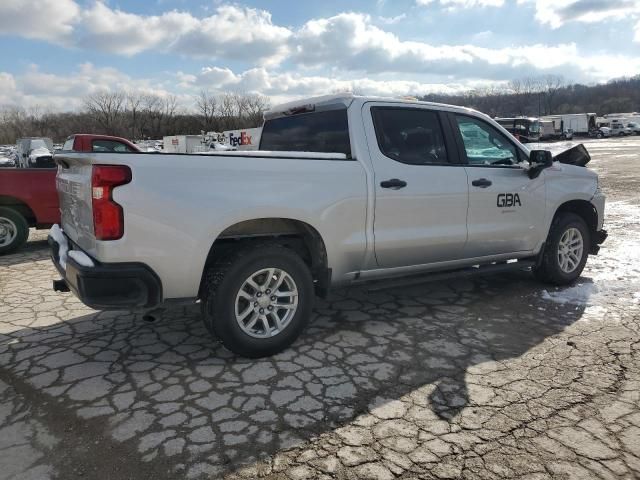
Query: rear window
[[63, 137, 75, 151], [259, 109, 351, 156], [92, 140, 135, 153]]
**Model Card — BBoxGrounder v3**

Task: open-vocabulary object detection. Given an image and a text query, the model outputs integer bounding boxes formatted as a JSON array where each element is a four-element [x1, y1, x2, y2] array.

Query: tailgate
[[55, 154, 96, 253]]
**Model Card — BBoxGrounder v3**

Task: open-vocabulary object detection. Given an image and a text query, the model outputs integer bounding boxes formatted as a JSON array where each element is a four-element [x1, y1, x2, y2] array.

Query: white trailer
[[222, 128, 262, 151], [162, 135, 207, 154], [540, 113, 597, 136]]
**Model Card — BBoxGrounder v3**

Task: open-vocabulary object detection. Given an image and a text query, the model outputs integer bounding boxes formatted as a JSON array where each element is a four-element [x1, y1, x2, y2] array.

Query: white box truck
[[540, 114, 597, 136], [162, 135, 207, 154]]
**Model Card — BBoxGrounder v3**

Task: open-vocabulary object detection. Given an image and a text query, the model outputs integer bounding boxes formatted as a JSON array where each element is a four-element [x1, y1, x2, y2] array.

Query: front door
[[452, 114, 546, 258], [363, 104, 469, 268]]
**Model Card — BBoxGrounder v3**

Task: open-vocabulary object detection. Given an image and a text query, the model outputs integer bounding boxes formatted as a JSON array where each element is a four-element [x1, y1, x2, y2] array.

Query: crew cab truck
[[49, 94, 607, 358]]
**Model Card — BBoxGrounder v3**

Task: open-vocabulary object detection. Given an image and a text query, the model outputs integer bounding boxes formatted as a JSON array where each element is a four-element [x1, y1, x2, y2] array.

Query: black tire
[[596, 132, 603, 139], [0, 207, 29, 255], [200, 243, 314, 358], [534, 213, 590, 285]]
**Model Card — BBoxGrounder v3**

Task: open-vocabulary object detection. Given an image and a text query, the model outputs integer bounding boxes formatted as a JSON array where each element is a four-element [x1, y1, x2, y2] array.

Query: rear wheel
[[200, 243, 314, 358], [534, 213, 590, 285], [0, 207, 29, 255]]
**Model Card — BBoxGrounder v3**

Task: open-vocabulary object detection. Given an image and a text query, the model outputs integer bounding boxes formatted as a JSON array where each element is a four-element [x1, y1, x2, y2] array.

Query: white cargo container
[[540, 113, 597, 136], [222, 128, 262, 151], [162, 135, 207, 154]]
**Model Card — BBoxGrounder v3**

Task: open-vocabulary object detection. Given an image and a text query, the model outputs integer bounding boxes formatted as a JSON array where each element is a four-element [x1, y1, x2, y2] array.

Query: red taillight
[[91, 165, 132, 240]]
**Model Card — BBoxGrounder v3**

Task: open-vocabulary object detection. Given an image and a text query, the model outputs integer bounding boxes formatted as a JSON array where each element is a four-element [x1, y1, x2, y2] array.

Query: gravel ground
[[1, 137, 639, 480]]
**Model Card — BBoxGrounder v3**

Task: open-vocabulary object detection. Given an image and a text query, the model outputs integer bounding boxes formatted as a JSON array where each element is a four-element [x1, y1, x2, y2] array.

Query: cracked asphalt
[[1, 137, 639, 480]]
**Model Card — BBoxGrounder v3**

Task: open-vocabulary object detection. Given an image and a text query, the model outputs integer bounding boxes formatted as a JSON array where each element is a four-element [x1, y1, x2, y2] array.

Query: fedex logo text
[[228, 132, 253, 147]]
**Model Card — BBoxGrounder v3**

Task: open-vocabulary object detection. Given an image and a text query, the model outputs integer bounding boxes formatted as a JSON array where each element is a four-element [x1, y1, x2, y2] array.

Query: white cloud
[[0, 64, 181, 111], [290, 12, 640, 80], [377, 14, 407, 24], [519, 0, 640, 28], [79, 3, 292, 64], [417, 0, 505, 7], [0, 0, 79, 45]]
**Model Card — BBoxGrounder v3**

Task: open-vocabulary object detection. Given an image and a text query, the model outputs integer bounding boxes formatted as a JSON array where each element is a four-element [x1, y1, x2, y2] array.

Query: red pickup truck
[[0, 134, 139, 254]]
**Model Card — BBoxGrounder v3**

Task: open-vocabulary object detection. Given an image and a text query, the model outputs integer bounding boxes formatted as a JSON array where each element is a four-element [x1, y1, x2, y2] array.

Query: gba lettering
[[228, 132, 253, 147], [497, 193, 521, 208]]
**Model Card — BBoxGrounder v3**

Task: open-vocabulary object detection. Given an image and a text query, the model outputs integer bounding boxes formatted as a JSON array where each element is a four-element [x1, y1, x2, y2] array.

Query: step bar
[[366, 260, 536, 292]]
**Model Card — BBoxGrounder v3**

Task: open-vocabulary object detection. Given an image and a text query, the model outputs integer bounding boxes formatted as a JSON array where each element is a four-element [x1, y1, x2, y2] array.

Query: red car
[[0, 134, 139, 254]]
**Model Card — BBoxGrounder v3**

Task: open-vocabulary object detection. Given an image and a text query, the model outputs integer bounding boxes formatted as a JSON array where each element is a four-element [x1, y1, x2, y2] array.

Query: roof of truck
[[265, 93, 478, 120]]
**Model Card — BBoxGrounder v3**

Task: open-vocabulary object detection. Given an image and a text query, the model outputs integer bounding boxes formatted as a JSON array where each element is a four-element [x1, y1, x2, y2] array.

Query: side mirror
[[528, 150, 553, 179]]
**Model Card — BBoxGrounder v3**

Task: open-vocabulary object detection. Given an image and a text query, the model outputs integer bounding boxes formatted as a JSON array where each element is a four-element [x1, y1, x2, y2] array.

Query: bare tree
[[196, 90, 217, 131], [84, 91, 126, 134], [540, 75, 565, 115], [126, 92, 142, 140]]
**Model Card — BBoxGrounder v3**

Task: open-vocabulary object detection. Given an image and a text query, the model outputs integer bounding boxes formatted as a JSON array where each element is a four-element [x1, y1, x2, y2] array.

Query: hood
[[29, 146, 52, 159], [553, 144, 590, 167]]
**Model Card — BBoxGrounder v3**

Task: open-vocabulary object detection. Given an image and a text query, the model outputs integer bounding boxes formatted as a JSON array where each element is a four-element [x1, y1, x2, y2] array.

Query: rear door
[[450, 113, 546, 257], [363, 103, 469, 268]]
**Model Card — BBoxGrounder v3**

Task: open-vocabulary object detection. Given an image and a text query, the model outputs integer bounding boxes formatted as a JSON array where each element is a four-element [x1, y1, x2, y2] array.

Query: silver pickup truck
[[49, 94, 607, 357]]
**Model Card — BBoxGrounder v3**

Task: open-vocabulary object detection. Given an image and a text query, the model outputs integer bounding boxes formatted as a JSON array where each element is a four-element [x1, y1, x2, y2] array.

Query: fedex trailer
[[223, 128, 261, 151]]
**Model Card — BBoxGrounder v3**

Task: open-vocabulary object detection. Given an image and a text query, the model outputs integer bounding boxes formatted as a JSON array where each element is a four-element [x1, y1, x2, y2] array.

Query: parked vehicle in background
[[163, 135, 209, 153], [0, 147, 17, 167], [539, 120, 556, 140], [626, 122, 640, 135], [494, 117, 541, 143], [541, 113, 597, 136], [611, 123, 631, 136], [222, 128, 262, 150], [16, 137, 54, 168], [592, 127, 611, 138], [0, 168, 59, 253], [63, 134, 140, 153], [49, 94, 607, 358]]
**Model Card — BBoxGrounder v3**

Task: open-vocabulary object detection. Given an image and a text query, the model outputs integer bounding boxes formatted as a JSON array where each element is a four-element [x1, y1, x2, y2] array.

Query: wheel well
[[0, 196, 35, 226], [201, 218, 330, 297], [554, 200, 598, 234]]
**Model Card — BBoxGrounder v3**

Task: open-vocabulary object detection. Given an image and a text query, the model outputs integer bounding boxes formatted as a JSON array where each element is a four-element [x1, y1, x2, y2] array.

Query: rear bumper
[[48, 234, 162, 310]]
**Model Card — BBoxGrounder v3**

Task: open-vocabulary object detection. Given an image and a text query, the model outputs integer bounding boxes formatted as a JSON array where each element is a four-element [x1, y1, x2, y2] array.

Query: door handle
[[380, 178, 407, 189], [471, 178, 492, 188]]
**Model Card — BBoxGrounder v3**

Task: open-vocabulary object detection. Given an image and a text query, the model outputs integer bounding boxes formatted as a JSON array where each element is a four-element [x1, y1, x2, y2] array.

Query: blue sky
[[0, 0, 639, 110]]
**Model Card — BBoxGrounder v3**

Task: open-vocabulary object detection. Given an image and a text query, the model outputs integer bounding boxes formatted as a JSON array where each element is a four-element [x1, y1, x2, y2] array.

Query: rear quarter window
[[259, 109, 351, 157]]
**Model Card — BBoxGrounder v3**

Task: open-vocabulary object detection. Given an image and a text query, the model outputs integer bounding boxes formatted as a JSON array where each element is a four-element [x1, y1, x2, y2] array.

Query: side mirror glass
[[528, 150, 553, 179], [529, 149, 553, 167]]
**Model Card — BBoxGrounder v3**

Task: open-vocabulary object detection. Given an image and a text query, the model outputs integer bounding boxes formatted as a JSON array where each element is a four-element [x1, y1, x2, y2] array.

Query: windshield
[[528, 121, 540, 134], [30, 139, 48, 150]]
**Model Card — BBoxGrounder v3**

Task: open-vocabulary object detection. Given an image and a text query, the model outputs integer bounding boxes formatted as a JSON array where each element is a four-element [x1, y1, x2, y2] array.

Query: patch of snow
[[49, 224, 68, 270], [68, 250, 95, 268], [541, 283, 598, 305]]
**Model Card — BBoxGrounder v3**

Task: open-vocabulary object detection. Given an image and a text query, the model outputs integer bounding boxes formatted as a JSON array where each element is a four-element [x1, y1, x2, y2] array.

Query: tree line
[[420, 75, 640, 118], [1, 75, 639, 144], [0, 91, 269, 144]]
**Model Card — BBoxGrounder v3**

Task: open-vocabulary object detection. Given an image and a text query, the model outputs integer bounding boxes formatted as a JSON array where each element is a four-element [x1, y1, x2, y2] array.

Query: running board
[[366, 260, 536, 292]]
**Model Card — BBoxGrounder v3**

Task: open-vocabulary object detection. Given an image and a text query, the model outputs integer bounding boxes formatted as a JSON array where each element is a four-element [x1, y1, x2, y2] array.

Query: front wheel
[[200, 244, 314, 358], [0, 207, 29, 255], [534, 213, 590, 285]]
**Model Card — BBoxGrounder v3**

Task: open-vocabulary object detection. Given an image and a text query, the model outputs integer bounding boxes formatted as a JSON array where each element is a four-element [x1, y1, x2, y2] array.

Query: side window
[[92, 140, 134, 152], [259, 109, 351, 156], [455, 115, 519, 166], [371, 107, 449, 165]]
